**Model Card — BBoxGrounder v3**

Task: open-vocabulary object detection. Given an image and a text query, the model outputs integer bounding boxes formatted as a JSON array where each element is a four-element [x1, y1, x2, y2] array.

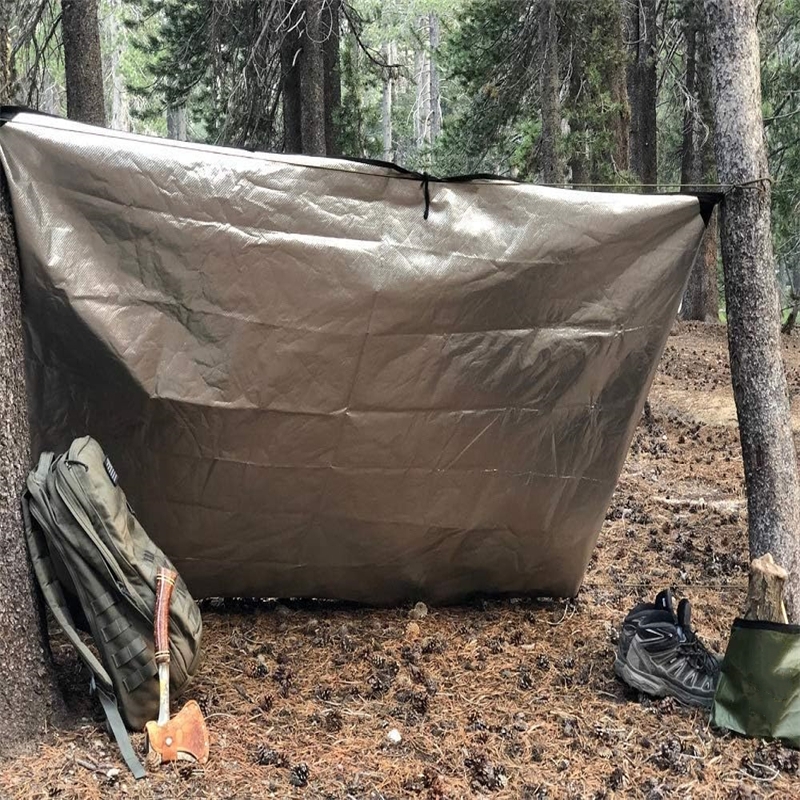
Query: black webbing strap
[[95, 682, 146, 780]]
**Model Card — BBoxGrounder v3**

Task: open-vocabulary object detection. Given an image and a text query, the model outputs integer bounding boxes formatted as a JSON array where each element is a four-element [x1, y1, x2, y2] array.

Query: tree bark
[[538, 0, 561, 184], [323, 0, 341, 156], [705, 0, 800, 620], [298, 0, 326, 156], [281, 0, 303, 154], [744, 553, 789, 623], [0, 14, 62, 748], [166, 105, 188, 141], [62, 0, 107, 127], [611, 66, 630, 173], [0, 0, 11, 101], [626, 0, 657, 184], [413, 29, 429, 148]]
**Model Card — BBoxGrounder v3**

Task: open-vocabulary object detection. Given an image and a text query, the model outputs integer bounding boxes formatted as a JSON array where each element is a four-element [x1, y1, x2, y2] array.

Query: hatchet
[[145, 568, 209, 766]]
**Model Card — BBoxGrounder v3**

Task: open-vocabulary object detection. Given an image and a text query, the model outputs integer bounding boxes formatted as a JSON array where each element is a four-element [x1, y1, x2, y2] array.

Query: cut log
[[744, 553, 789, 623]]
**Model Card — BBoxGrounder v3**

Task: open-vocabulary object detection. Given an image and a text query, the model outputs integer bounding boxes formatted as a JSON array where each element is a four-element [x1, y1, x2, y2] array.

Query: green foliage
[[760, 0, 800, 306]]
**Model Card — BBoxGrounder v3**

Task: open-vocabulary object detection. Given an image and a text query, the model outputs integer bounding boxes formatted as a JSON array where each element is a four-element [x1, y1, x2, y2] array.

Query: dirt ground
[[3, 322, 800, 800]]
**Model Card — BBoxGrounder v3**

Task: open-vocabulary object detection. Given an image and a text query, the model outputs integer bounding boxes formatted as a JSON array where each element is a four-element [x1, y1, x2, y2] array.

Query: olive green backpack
[[23, 436, 203, 779]]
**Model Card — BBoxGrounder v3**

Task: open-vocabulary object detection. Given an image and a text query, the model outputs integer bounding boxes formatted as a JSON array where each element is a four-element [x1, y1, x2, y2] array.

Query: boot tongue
[[677, 598, 693, 639], [655, 588, 675, 617]]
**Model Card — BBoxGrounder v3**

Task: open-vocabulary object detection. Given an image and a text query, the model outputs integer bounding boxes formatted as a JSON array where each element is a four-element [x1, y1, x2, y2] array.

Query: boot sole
[[614, 657, 713, 709]]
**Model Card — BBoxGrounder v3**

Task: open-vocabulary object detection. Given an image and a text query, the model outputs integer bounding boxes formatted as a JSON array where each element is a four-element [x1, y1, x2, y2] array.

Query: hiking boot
[[618, 597, 720, 708], [614, 588, 677, 676]]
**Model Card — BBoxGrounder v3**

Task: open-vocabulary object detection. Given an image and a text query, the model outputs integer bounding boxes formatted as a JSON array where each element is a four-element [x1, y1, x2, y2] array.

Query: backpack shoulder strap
[[22, 491, 112, 687], [22, 494, 146, 780]]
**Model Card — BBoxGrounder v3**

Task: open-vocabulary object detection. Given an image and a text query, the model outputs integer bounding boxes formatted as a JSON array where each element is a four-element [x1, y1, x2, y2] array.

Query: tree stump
[[744, 553, 789, 623]]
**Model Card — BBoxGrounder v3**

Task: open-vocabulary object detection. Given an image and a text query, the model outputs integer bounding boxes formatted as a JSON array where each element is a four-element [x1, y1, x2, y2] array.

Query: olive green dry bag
[[712, 618, 800, 748]]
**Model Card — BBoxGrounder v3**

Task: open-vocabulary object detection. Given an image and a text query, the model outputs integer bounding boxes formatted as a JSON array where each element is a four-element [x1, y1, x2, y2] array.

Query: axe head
[[145, 700, 210, 765]]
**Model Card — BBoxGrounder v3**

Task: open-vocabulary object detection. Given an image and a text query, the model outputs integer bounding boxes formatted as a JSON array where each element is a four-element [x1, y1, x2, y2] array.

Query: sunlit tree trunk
[[167, 105, 188, 140], [382, 43, 393, 161], [281, 0, 303, 154], [62, 0, 106, 126], [538, 0, 561, 183], [323, 0, 341, 156], [298, 0, 326, 155], [705, 0, 800, 619]]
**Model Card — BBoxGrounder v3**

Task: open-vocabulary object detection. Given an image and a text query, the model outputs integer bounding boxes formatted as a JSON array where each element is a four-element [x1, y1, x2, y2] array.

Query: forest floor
[[3, 322, 800, 800]]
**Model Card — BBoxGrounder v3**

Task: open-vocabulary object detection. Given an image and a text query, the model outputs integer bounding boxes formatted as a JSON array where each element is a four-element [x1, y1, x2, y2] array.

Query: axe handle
[[154, 568, 177, 664]]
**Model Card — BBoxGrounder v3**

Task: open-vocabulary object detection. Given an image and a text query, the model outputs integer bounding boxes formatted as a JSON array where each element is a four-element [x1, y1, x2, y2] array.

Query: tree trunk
[[429, 13, 441, 144], [679, 1, 719, 322], [679, 10, 697, 189], [298, 0, 326, 156], [382, 43, 393, 162], [538, 0, 561, 184], [62, 0, 106, 127], [611, 68, 629, 174], [413, 18, 432, 151], [166, 105, 188, 141], [624, 0, 640, 178], [0, 9, 61, 748], [638, 0, 657, 183], [281, 0, 303, 154], [626, 0, 657, 184], [103, 0, 130, 131], [705, 0, 800, 620], [323, 0, 341, 156], [681, 209, 719, 321], [566, 40, 588, 186], [0, 0, 9, 101]]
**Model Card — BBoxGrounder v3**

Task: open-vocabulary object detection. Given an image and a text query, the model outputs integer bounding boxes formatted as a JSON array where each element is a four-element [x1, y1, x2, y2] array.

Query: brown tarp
[[0, 110, 707, 603]]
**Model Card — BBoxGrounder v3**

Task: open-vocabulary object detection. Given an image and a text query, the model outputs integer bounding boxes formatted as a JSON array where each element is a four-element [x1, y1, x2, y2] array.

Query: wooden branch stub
[[744, 553, 789, 624]]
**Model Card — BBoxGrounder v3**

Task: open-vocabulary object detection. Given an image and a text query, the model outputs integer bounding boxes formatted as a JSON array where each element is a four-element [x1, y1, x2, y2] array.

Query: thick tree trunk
[[705, 0, 800, 620], [626, 0, 657, 184], [323, 0, 341, 156], [381, 43, 393, 162], [639, 0, 657, 184], [298, 0, 326, 156], [0, 21, 61, 747], [429, 13, 441, 144], [62, 0, 106, 127], [166, 105, 188, 141], [281, 0, 303, 154], [538, 0, 561, 184]]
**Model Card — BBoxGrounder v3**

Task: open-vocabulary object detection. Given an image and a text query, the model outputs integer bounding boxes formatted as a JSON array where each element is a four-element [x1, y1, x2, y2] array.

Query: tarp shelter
[[0, 109, 711, 603]]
